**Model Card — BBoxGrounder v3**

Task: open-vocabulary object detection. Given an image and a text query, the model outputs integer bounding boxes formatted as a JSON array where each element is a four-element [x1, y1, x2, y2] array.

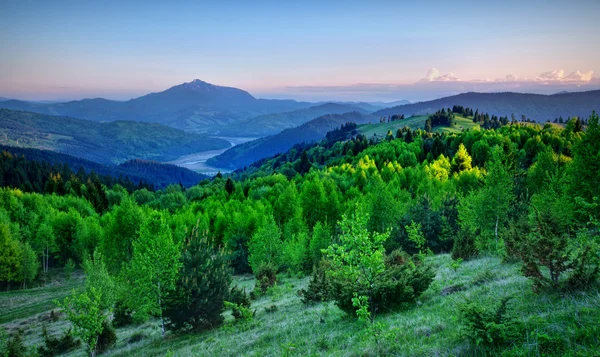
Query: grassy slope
[[2, 255, 598, 357], [358, 115, 479, 138]]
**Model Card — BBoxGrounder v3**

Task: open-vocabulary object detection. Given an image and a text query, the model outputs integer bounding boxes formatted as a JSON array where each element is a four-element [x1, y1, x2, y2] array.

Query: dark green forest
[[1, 110, 599, 356]]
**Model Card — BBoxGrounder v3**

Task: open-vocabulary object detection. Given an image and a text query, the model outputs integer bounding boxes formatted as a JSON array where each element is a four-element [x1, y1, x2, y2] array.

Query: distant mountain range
[[208, 112, 376, 170], [0, 109, 229, 165], [218, 102, 370, 137], [374, 90, 600, 121], [0, 80, 313, 133], [0, 145, 207, 189]]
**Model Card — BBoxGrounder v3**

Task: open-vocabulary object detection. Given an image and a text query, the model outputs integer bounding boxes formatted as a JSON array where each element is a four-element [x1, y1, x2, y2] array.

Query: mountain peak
[[177, 79, 217, 92]]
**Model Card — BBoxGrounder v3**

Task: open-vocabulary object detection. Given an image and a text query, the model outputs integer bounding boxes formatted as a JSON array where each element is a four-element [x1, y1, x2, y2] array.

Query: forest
[[0, 110, 599, 356]]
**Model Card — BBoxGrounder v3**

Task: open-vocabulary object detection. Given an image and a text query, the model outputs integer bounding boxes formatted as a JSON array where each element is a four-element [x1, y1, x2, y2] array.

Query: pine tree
[[164, 225, 232, 332]]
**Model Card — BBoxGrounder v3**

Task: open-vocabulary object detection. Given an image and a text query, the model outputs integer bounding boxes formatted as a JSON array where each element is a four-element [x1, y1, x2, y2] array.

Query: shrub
[[254, 262, 277, 294], [265, 304, 278, 313], [301, 260, 332, 304], [163, 226, 232, 332], [451, 230, 477, 261], [329, 250, 435, 316], [37, 326, 80, 357], [459, 296, 519, 347], [96, 320, 116, 354], [127, 333, 146, 344], [112, 300, 133, 328], [64, 259, 75, 281], [506, 203, 599, 292], [227, 286, 251, 320], [6, 329, 26, 357]]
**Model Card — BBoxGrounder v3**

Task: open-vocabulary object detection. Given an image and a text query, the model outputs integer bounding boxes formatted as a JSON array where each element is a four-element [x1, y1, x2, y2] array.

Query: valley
[[167, 136, 259, 174]]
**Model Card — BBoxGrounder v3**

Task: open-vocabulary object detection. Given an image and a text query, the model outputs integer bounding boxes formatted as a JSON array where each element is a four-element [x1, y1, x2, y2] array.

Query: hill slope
[[0, 109, 230, 165], [218, 102, 369, 137], [208, 112, 376, 169], [0, 145, 208, 189], [375, 90, 600, 121], [0, 80, 313, 133]]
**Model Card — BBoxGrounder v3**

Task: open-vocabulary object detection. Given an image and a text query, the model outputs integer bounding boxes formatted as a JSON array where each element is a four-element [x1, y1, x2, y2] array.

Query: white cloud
[[419, 68, 459, 82], [534, 69, 594, 83], [536, 69, 565, 81], [504, 74, 519, 82], [563, 70, 594, 82]]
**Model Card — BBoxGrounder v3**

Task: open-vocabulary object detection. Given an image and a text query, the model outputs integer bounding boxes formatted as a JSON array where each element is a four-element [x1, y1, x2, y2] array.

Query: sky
[[1, 0, 599, 102]]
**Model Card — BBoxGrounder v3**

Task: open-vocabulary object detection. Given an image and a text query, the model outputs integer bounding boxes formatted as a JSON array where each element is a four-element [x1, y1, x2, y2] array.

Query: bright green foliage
[[459, 296, 519, 347], [57, 287, 106, 357], [282, 231, 309, 274], [451, 143, 472, 174], [325, 203, 389, 322], [248, 216, 282, 274], [569, 111, 600, 207], [163, 225, 232, 332], [83, 251, 116, 310], [309, 222, 331, 266], [18, 241, 37, 288], [405, 221, 427, 255], [32, 221, 56, 273], [122, 211, 181, 337], [0, 223, 21, 285], [102, 197, 144, 274]]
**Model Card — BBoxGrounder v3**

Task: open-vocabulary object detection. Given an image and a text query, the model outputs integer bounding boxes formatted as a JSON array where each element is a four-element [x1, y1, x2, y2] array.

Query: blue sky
[[1, 0, 599, 101]]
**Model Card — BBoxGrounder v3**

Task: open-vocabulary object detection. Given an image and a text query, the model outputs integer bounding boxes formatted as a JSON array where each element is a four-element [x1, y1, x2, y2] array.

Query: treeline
[[1, 110, 599, 356], [0, 145, 208, 193], [425, 108, 456, 131], [0, 149, 153, 196]]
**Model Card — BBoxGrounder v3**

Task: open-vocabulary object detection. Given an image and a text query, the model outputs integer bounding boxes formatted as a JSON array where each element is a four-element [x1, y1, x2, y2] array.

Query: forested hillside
[[208, 112, 376, 169], [0, 109, 230, 164], [0, 145, 208, 191], [1, 111, 599, 357]]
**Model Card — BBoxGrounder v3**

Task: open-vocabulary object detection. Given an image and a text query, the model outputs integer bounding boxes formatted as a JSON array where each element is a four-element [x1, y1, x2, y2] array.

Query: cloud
[[563, 70, 594, 82], [419, 68, 460, 82], [535, 69, 594, 83], [504, 74, 519, 82]]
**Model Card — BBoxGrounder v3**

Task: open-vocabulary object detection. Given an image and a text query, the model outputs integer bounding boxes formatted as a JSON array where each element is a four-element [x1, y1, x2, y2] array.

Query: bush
[[451, 230, 477, 261], [163, 226, 232, 332], [37, 326, 80, 357], [64, 259, 75, 281], [459, 296, 519, 347], [301, 260, 332, 304], [6, 329, 26, 357], [227, 286, 251, 320], [254, 262, 277, 294], [96, 320, 116, 354], [112, 300, 133, 328], [329, 250, 435, 316], [506, 205, 600, 292]]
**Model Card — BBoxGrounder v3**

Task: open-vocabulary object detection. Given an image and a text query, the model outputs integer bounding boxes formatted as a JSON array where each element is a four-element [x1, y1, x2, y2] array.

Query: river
[[167, 136, 258, 175]]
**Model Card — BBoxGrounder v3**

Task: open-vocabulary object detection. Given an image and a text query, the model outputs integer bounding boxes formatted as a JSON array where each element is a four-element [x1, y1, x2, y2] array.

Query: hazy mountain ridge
[[0, 80, 313, 133], [374, 90, 600, 120], [218, 102, 370, 137], [208, 111, 376, 169], [0, 109, 229, 165]]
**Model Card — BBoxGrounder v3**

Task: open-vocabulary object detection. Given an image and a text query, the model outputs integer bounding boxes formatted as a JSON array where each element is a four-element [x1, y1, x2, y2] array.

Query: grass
[[358, 115, 480, 138], [1, 255, 598, 356]]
